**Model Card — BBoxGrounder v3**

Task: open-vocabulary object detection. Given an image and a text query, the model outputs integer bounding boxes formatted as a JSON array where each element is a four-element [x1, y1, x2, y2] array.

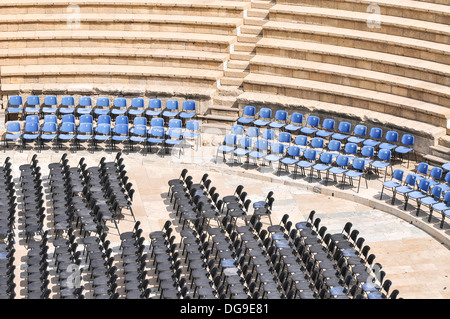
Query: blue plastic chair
[[237, 105, 256, 125], [42, 95, 58, 115], [216, 134, 237, 163], [128, 97, 145, 117], [6, 95, 23, 121], [419, 185, 443, 220], [310, 137, 325, 156], [332, 121, 351, 141], [79, 114, 93, 124], [61, 114, 75, 125], [75, 123, 93, 149], [94, 97, 111, 117], [326, 140, 341, 159], [316, 119, 335, 139], [413, 162, 429, 182], [300, 115, 319, 135], [280, 145, 301, 175], [347, 124, 367, 145], [93, 123, 112, 150], [265, 142, 285, 168], [231, 124, 245, 136], [431, 191, 450, 228], [162, 100, 179, 119], [129, 125, 147, 151], [394, 134, 415, 168], [363, 127, 382, 147], [77, 96, 93, 116], [253, 108, 273, 127], [435, 172, 450, 193], [392, 173, 417, 206], [145, 99, 163, 117], [249, 139, 269, 166], [311, 152, 334, 185], [24, 95, 41, 115], [344, 158, 367, 193], [111, 97, 128, 117], [165, 128, 184, 155], [234, 136, 254, 166], [424, 167, 443, 186], [183, 120, 201, 150], [4, 122, 22, 149], [284, 112, 303, 132], [133, 116, 147, 129], [380, 169, 404, 203], [115, 115, 129, 126], [343, 142, 358, 163], [294, 135, 308, 152], [360, 145, 374, 166], [269, 110, 288, 129], [295, 148, 317, 180], [370, 149, 392, 180], [22, 121, 40, 150], [379, 131, 399, 151], [329, 155, 350, 186], [39, 122, 57, 149], [179, 100, 196, 120], [150, 117, 164, 128], [111, 123, 129, 149], [404, 178, 431, 211], [57, 122, 76, 148], [59, 96, 75, 115], [147, 126, 166, 153], [278, 132, 292, 145]]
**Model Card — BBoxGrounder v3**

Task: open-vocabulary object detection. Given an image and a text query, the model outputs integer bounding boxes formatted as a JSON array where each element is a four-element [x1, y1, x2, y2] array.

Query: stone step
[[244, 17, 269, 26], [224, 69, 248, 78], [422, 154, 449, 167], [212, 94, 238, 107], [208, 105, 240, 117], [241, 25, 263, 35], [430, 145, 450, 161], [439, 135, 450, 148], [251, 1, 275, 10], [247, 8, 269, 18], [230, 52, 255, 61], [216, 85, 243, 97], [199, 113, 238, 125], [237, 34, 261, 43], [233, 42, 256, 53], [227, 60, 250, 70], [221, 77, 244, 86]]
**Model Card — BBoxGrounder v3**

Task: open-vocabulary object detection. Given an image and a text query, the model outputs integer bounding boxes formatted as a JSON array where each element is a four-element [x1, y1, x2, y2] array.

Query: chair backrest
[[242, 105, 256, 117], [306, 115, 320, 127], [131, 97, 144, 109], [44, 95, 57, 106], [369, 127, 383, 139], [429, 167, 443, 180], [289, 112, 303, 125], [246, 126, 259, 138], [182, 100, 196, 111], [27, 95, 40, 106], [294, 135, 308, 147], [168, 119, 182, 128], [165, 99, 179, 110], [327, 140, 341, 152], [353, 124, 367, 137], [335, 155, 349, 167], [239, 136, 253, 148], [416, 162, 429, 175], [115, 115, 129, 125], [384, 131, 398, 143], [150, 117, 164, 127], [6, 122, 21, 132], [443, 191, 450, 204], [361, 145, 374, 158], [95, 123, 111, 134], [61, 114, 75, 123], [98, 115, 111, 124], [271, 142, 285, 155], [430, 185, 443, 198], [352, 158, 366, 171], [25, 115, 39, 123], [133, 116, 147, 127], [79, 114, 93, 124], [186, 120, 200, 132], [113, 124, 129, 135], [337, 121, 351, 134], [304, 149, 317, 161], [273, 110, 287, 122], [167, 128, 183, 139], [401, 134, 414, 146], [321, 118, 335, 131], [24, 121, 39, 133], [60, 122, 75, 133], [44, 115, 57, 123], [391, 169, 404, 182], [150, 126, 165, 137], [42, 122, 57, 133], [149, 98, 162, 109], [133, 125, 147, 136], [404, 173, 417, 187], [256, 138, 269, 151], [9, 95, 23, 106], [286, 145, 301, 158], [377, 149, 391, 161], [79, 96, 92, 107], [262, 129, 275, 141], [417, 178, 431, 192], [310, 137, 324, 149], [223, 134, 237, 146], [114, 97, 127, 108], [278, 132, 291, 144], [319, 152, 333, 164], [231, 124, 244, 135], [258, 107, 272, 120], [96, 97, 110, 107], [78, 123, 93, 134]]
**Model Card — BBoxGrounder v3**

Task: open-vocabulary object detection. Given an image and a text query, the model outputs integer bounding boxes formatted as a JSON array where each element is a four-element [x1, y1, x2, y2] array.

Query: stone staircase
[[424, 135, 450, 167], [202, 0, 274, 125]]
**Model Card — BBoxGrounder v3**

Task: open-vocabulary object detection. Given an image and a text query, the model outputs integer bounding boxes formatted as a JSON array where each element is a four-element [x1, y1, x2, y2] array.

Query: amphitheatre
[[0, 0, 448, 300]]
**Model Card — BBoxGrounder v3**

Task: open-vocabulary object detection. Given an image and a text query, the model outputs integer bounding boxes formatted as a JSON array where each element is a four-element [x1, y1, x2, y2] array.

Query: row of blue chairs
[[236, 106, 416, 167], [381, 166, 450, 229], [6, 95, 197, 122], [216, 133, 395, 193], [4, 114, 201, 153]]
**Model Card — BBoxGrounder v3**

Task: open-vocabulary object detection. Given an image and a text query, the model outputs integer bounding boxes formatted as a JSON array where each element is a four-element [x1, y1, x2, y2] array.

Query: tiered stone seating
[[240, 0, 450, 154], [0, 0, 251, 98]]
